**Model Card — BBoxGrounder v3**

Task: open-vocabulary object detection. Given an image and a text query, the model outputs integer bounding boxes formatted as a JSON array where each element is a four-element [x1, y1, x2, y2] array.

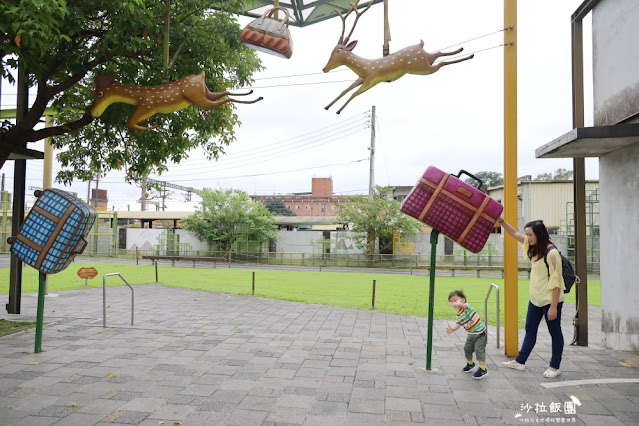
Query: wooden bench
[[142, 255, 227, 268], [411, 265, 531, 278]]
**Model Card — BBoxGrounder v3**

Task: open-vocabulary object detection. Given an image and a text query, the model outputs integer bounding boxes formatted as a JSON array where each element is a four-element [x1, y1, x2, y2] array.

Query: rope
[[437, 27, 511, 51]]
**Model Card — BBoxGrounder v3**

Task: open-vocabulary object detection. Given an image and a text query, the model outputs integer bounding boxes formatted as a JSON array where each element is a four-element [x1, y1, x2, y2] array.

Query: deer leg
[[336, 80, 377, 114], [435, 54, 474, 68], [127, 107, 158, 131], [325, 78, 364, 110], [426, 47, 464, 64], [190, 96, 263, 110], [205, 87, 255, 101]]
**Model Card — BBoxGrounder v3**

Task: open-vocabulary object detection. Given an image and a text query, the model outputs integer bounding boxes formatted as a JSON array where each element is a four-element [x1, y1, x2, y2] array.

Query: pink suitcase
[[401, 167, 503, 253]]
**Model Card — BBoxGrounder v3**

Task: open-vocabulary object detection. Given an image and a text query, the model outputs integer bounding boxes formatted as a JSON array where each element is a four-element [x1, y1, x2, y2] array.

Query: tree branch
[[28, 110, 94, 142]]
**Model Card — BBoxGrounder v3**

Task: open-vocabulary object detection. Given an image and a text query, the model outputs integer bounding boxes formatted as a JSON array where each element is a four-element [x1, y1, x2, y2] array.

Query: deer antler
[[343, 0, 374, 44], [334, 0, 373, 44]]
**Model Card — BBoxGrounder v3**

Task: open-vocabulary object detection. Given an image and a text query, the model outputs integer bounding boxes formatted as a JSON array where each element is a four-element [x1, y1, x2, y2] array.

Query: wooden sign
[[77, 267, 98, 283]]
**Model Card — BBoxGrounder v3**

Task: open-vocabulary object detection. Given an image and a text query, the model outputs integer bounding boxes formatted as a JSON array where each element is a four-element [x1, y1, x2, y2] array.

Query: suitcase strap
[[458, 196, 491, 244], [418, 174, 450, 221], [36, 204, 76, 270]]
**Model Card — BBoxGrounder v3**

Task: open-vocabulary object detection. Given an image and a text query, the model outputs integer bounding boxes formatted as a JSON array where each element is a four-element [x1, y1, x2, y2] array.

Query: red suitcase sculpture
[[401, 167, 503, 253]]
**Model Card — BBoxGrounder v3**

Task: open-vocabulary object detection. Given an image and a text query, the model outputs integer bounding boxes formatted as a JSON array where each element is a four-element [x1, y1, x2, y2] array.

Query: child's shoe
[[462, 362, 476, 373], [473, 367, 489, 380]]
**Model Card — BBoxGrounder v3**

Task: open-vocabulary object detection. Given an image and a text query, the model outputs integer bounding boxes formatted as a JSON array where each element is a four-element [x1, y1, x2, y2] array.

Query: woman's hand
[[547, 306, 558, 321]]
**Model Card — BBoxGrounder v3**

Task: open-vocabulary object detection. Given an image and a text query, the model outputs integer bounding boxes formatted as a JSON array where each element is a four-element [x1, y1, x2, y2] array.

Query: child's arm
[[446, 323, 461, 334]]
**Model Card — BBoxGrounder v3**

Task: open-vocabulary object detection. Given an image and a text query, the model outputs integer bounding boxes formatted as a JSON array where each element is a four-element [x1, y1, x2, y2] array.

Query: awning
[[536, 123, 639, 159]]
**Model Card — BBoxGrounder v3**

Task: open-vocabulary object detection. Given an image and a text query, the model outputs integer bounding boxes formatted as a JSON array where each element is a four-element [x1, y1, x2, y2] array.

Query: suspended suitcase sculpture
[[401, 166, 503, 253], [241, 7, 294, 59], [8, 189, 96, 274]]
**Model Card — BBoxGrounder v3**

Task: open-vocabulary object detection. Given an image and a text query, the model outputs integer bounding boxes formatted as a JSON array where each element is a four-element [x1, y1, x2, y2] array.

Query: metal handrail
[[103, 273, 134, 327], [484, 283, 500, 348]]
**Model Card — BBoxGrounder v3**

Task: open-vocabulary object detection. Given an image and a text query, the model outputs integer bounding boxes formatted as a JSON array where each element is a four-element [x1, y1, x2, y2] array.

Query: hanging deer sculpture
[[91, 72, 262, 130], [323, 0, 474, 114]]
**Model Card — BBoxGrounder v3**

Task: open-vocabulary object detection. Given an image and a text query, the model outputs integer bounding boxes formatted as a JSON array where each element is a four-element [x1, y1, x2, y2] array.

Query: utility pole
[[141, 176, 147, 211], [368, 106, 376, 198]]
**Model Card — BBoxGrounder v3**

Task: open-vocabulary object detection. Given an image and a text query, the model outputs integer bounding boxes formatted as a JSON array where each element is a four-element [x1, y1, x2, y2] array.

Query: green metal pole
[[426, 230, 439, 370], [34, 272, 46, 353]]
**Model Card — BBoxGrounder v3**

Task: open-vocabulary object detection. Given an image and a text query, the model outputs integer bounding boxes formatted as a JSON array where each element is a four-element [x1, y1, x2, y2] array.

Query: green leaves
[[338, 186, 422, 255], [181, 188, 278, 252], [0, 0, 263, 180]]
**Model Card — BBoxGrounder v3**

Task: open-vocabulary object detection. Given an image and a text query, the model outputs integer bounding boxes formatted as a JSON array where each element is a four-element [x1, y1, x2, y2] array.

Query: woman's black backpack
[[544, 246, 580, 293]]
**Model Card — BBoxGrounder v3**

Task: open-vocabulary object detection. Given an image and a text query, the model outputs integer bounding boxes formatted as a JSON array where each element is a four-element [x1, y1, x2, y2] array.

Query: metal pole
[[503, 0, 519, 357], [252, 271, 255, 295], [372, 279, 376, 309], [155, 261, 158, 282], [7, 64, 28, 314], [368, 106, 376, 198], [426, 231, 439, 370], [34, 272, 46, 353]]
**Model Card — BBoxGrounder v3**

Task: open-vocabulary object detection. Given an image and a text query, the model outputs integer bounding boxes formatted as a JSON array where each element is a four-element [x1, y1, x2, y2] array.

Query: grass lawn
[[0, 263, 600, 328], [0, 319, 36, 337]]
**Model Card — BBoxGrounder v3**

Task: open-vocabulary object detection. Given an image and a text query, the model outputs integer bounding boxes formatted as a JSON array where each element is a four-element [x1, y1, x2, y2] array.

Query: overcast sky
[[1, 0, 598, 211]]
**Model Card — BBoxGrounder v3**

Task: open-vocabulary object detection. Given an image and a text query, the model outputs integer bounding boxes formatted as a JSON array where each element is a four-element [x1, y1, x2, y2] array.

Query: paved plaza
[[1, 284, 638, 425]]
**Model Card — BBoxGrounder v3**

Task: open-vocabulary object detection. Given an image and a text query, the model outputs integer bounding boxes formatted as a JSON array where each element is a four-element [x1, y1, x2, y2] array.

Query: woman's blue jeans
[[515, 301, 564, 369]]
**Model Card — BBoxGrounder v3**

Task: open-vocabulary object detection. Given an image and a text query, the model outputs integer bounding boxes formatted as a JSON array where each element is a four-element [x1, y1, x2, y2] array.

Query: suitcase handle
[[455, 170, 486, 193], [72, 237, 88, 255]]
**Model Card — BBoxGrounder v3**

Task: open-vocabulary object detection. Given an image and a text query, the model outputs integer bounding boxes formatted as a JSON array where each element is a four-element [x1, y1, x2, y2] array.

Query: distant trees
[[535, 168, 573, 181], [181, 188, 277, 252], [338, 186, 422, 255], [262, 199, 296, 216], [464, 171, 503, 188]]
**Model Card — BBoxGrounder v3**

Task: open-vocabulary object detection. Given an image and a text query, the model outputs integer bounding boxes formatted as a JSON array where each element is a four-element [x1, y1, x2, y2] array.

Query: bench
[[411, 265, 531, 278], [142, 255, 227, 268]]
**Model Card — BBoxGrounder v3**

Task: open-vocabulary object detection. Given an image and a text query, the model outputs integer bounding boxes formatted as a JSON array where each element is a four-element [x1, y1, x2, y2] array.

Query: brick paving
[[1, 284, 638, 425]]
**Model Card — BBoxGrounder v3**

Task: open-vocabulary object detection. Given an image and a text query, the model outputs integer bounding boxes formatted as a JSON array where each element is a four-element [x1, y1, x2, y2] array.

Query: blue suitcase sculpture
[[8, 189, 96, 274]]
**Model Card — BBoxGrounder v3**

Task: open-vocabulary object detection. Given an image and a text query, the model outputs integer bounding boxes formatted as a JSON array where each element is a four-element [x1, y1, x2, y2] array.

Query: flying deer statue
[[323, 0, 474, 114], [91, 72, 263, 130]]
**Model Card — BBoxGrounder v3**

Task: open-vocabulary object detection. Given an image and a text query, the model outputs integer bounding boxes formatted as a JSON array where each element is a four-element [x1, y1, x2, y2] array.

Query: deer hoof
[[324, 106, 330, 110]]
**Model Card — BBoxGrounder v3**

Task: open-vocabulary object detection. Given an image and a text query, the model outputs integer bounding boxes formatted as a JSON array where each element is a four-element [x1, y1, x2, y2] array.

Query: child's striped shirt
[[456, 303, 486, 334]]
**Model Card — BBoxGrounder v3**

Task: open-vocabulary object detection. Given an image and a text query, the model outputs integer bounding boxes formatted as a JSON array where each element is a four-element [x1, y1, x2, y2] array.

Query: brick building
[[250, 177, 348, 217]]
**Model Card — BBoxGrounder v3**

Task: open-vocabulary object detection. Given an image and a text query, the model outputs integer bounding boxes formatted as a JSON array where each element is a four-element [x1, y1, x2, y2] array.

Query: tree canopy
[[262, 198, 296, 216], [0, 0, 262, 183], [338, 186, 422, 255], [464, 171, 503, 189], [535, 168, 573, 181], [181, 187, 278, 252]]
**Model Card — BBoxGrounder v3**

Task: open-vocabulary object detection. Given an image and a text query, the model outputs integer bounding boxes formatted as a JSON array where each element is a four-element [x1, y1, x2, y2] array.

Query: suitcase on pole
[[8, 188, 97, 274], [401, 166, 503, 253]]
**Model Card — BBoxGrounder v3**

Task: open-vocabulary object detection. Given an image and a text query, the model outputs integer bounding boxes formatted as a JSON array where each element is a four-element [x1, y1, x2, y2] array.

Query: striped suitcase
[[401, 167, 503, 253], [8, 189, 96, 274]]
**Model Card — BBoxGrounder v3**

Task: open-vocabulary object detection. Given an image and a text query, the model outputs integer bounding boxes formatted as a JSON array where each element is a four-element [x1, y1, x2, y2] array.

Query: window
[[305, 205, 310, 210], [296, 205, 300, 210], [547, 227, 559, 235]]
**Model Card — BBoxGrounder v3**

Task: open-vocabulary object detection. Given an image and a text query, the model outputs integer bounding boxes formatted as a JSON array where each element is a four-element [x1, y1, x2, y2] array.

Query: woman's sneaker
[[462, 363, 476, 373], [473, 367, 489, 380], [502, 360, 526, 371]]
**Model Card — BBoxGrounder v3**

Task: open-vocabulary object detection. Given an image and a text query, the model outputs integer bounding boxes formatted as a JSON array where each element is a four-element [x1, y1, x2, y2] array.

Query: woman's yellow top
[[521, 239, 566, 307]]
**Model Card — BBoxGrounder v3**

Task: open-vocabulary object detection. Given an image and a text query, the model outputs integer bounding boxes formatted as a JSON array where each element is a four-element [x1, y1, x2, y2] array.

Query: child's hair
[[448, 290, 466, 301]]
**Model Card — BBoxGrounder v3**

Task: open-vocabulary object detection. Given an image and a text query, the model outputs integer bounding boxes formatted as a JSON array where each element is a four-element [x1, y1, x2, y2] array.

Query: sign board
[[77, 267, 98, 280]]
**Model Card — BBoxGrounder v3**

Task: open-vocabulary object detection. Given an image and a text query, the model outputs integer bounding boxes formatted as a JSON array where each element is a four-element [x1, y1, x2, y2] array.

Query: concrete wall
[[126, 228, 209, 252], [599, 144, 639, 350], [593, 0, 639, 125]]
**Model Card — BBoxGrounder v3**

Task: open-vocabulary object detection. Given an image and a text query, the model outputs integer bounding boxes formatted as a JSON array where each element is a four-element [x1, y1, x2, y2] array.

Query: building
[[535, 0, 639, 350], [250, 177, 349, 217], [487, 177, 599, 235]]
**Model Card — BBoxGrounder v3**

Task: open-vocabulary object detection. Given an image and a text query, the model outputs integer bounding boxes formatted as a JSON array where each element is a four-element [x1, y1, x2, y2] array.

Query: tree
[[338, 186, 422, 255], [552, 168, 573, 180], [464, 171, 503, 188], [262, 198, 296, 216], [0, 0, 262, 183], [181, 188, 278, 253], [535, 168, 573, 181]]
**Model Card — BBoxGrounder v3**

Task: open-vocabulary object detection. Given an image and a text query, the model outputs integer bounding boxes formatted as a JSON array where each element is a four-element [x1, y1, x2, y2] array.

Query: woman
[[498, 218, 565, 378]]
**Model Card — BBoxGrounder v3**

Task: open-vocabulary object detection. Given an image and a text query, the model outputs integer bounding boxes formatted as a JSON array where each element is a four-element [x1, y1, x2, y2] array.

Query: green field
[[0, 263, 600, 328]]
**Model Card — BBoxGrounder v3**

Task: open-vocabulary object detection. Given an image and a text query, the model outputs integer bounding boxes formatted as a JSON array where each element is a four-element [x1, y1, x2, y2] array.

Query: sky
[[0, 0, 599, 211]]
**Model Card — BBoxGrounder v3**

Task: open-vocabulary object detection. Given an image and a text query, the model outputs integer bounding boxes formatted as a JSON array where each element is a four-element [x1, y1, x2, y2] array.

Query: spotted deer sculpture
[[91, 72, 262, 130], [323, 0, 474, 114]]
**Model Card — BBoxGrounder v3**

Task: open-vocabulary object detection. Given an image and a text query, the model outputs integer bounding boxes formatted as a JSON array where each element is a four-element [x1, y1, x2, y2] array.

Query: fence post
[[228, 251, 232, 268], [154, 261, 158, 283], [252, 271, 255, 295], [136, 247, 139, 266], [372, 279, 376, 309]]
